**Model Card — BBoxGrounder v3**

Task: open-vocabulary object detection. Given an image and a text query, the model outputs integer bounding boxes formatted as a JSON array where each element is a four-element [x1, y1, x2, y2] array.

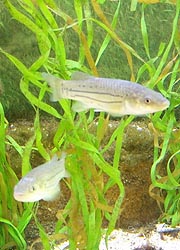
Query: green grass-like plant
[[0, 102, 35, 249], [0, 0, 180, 249]]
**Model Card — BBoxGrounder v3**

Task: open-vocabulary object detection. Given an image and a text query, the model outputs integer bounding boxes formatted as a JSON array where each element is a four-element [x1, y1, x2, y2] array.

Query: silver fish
[[42, 72, 170, 115], [13, 153, 69, 202]]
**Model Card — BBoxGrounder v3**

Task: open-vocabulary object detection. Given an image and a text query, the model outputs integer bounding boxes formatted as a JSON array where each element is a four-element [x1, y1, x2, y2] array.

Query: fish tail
[[42, 72, 63, 101]]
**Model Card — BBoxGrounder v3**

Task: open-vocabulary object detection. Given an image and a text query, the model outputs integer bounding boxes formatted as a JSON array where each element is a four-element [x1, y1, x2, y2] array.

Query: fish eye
[[144, 97, 151, 104], [29, 185, 36, 192]]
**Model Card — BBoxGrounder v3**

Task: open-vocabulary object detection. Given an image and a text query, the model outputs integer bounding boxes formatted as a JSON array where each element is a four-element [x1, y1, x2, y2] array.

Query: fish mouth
[[161, 99, 170, 110], [148, 99, 170, 114], [13, 193, 25, 202], [13, 192, 37, 202]]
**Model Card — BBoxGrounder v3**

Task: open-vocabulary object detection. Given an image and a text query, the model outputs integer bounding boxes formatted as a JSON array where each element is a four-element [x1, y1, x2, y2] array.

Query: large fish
[[13, 153, 69, 202], [42, 72, 170, 115]]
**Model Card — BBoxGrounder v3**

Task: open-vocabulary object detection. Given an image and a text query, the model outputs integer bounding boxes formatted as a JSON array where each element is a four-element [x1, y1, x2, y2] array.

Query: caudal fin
[[42, 72, 62, 101]]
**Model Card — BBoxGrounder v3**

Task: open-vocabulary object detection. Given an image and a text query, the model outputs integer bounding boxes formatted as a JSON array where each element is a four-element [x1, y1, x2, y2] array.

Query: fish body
[[42, 72, 170, 115], [13, 153, 69, 202]]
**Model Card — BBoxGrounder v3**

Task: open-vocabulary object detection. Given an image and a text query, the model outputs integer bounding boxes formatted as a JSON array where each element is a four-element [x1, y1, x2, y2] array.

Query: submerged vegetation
[[0, 0, 180, 249]]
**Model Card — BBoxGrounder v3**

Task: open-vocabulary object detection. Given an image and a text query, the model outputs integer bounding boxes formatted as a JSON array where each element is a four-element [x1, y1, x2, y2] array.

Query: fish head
[[14, 175, 61, 202], [124, 87, 170, 115], [13, 153, 68, 202], [13, 176, 48, 202]]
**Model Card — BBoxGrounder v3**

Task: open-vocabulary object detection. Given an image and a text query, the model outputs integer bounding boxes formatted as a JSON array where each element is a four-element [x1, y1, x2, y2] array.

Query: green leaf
[[95, 0, 121, 65], [130, 0, 138, 11], [0, 217, 27, 249], [141, 4, 150, 59]]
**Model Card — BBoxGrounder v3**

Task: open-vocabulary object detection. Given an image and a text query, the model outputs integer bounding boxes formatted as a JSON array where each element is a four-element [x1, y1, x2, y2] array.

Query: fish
[[13, 153, 70, 202], [42, 72, 170, 116]]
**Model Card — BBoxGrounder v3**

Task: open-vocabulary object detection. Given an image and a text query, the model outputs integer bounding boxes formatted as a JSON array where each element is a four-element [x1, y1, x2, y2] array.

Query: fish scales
[[42, 72, 170, 115], [62, 79, 130, 100], [60, 79, 129, 113]]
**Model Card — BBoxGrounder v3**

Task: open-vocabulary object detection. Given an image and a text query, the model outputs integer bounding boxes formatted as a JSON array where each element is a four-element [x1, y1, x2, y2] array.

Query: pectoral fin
[[72, 101, 106, 113], [72, 101, 90, 112], [64, 170, 70, 178], [43, 185, 60, 201]]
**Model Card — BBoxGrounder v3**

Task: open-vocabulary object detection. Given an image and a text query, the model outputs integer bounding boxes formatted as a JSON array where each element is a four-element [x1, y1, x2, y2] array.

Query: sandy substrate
[[54, 224, 180, 250]]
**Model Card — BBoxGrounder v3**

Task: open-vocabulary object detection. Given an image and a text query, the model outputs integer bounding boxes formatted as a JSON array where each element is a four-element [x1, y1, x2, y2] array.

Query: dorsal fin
[[71, 71, 94, 80]]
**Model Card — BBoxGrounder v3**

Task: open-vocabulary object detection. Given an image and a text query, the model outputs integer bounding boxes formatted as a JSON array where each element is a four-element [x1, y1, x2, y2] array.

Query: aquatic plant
[[137, 1, 180, 226], [0, 0, 179, 250], [0, 102, 35, 249]]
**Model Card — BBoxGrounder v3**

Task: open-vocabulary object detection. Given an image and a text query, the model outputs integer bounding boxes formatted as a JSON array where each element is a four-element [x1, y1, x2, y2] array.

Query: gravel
[[54, 224, 180, 250]]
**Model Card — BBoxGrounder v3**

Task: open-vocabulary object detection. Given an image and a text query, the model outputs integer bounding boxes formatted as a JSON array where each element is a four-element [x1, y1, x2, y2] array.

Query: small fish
[[13, 153, 69, 202], [42, 72, 170, 116]]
